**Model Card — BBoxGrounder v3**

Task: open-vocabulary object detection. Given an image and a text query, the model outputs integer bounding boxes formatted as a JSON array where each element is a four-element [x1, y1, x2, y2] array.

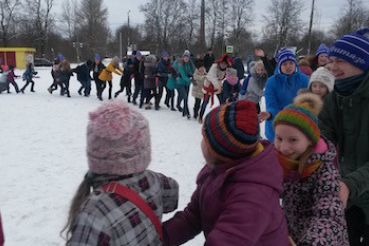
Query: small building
[[0, 47, 36, 69]]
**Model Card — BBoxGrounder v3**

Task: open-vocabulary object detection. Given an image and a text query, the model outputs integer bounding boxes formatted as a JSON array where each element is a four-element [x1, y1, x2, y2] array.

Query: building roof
[[0, 47, 36, 52]]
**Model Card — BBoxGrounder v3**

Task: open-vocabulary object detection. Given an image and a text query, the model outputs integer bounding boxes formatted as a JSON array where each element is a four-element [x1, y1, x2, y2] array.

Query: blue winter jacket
[[264, 67, 309, 141], [23, 63, 37, 81]]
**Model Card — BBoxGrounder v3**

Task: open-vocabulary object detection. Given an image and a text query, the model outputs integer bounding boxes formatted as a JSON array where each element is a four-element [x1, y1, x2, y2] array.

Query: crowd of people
[[1, 28, 369, 246]]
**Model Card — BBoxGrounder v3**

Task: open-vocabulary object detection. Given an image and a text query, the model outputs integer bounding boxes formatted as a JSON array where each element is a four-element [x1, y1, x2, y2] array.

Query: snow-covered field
[[0, 65, 265, 246]]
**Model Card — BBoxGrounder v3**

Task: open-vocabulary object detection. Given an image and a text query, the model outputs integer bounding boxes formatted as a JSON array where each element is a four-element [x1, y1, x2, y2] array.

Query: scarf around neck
[[277, 151, 321, 181], [334, 73, 366, 96]]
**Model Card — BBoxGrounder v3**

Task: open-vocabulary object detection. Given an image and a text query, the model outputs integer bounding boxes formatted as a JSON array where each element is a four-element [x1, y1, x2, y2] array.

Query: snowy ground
[[0, 65, 265, 246]]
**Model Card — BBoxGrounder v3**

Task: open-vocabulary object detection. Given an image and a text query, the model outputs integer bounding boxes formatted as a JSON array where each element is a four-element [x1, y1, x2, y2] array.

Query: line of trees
[[1, 0, 368, 62]]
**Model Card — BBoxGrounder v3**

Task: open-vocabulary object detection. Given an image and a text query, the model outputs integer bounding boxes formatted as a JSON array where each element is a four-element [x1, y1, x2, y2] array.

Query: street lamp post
[[73, 37, 83, 62]]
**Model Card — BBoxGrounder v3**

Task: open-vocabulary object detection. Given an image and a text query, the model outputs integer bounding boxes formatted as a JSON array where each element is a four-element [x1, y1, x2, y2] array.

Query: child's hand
[[339, 181, 350, 208], [289, 236, 297, 246], [259, 112, 271, 123]]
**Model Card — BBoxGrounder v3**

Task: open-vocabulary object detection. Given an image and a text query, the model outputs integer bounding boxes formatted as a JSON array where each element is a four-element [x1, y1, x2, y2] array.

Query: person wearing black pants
[[115, 51, 135, 101], [48, 58, 61, 94], [91, 54, 106, 100], [141, 55, 158, 109], [157, 51, 171, 108], [58, 55, 73, 97], [132, 51, 145, 105], [6, 65, 20, 93], [21, 62, 38, 93], [73, 60, 93, 96], [192, 61, 206, 119]]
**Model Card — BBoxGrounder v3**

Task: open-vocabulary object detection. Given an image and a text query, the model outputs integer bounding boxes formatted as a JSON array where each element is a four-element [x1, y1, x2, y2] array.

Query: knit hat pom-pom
[[293, 93, 323, 116]]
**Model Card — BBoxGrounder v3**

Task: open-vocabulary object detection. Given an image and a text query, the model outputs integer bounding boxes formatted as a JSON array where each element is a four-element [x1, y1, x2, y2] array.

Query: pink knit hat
[[87, 101, 151, 176]]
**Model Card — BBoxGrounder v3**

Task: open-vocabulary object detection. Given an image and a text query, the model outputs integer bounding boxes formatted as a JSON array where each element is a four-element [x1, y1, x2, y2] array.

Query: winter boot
[[145, 103, 151, 110], [193, 109, 198, 119]]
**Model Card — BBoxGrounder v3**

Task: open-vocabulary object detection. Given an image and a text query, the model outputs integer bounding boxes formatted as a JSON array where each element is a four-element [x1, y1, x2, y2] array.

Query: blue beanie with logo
[[277, 48, 297, 74], [316, 43, 329, 56], [94, 54, 101, 60], [329, 28, 369, 71]]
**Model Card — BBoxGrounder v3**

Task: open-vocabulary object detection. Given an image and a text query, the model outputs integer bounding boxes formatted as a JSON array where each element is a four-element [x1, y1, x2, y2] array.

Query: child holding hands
[[163, 99, 289, 245], [274, 93, 349, 245]]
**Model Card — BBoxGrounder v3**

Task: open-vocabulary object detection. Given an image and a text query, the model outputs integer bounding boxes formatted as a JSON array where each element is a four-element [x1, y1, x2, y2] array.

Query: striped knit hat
[[329, 28, 369, 71], [202, 100, 260, 162], [277, 48, 297, 74], [316, 43, 329, 56], [273, 93, 323, 146]]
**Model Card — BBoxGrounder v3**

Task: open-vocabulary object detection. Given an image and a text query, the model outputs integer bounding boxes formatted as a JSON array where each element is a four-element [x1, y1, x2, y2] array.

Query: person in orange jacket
[[98, 56, 123, 100]]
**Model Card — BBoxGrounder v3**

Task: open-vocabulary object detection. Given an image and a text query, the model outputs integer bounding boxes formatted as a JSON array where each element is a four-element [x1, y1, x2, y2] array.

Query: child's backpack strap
[[101, 182, 163, 241]]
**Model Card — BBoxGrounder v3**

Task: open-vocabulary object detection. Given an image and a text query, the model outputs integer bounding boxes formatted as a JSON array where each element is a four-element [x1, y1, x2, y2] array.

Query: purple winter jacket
[[163, 141, 289, 246]]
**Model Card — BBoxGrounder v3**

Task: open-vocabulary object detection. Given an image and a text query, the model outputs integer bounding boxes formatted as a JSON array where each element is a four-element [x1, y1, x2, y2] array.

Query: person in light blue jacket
[[259, 48, 309, 141]]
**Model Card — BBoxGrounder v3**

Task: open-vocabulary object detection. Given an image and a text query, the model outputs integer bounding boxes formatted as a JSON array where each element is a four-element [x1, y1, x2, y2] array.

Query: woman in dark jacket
[[58, 55, 73, 97], [91, 54, 106, 101], [73, 60, 93, 97], [21, 61, 38, 93], [141, 55, 158, 109]]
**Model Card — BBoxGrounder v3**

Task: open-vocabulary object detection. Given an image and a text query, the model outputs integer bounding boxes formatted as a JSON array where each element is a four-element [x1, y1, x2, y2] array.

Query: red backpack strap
[[101, 182, 163, 241]]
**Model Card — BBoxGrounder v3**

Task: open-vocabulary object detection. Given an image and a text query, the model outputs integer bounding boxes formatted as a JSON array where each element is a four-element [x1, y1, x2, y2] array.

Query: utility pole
[[307, 0, 316, 55], [73, 37, 83, 62], [200, 0, 205, 50], [119, 32, 123, 61]]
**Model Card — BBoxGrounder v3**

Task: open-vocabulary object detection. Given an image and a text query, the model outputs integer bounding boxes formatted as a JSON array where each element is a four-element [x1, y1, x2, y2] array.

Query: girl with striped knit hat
[[273, 93, 349, 245], [163, 99, 289, 245]]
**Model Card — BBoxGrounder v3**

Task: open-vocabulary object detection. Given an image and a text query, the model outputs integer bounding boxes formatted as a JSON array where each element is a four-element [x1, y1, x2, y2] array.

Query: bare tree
[[262, 0, 305, 50], [76, 0, 109, 57], [217, 0, 231, 47], [228, 0, 254, 55], [23, 0, 55, 57], [184, 0, 200, 46], [207, 0, 221, 49], [61, 0, 78, 40], [140, 0, 186, 53], [333, 0, 367, 38], [0, 0, 21, 46]]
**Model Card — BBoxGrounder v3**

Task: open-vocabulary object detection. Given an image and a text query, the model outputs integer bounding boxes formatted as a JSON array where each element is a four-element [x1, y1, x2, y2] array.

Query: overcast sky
[[54, 0, 369, 36]]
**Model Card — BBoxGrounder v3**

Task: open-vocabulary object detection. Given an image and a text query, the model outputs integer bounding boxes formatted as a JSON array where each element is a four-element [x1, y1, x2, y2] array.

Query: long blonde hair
[[61, 175, 92, 244]]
